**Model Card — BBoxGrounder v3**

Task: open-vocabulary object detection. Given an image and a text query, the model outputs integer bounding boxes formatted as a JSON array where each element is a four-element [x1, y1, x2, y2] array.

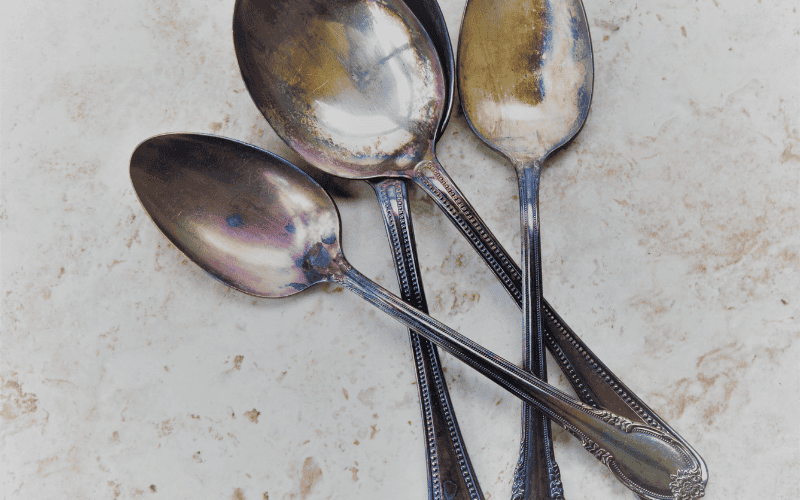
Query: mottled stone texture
[[2, 1, 798, 499]]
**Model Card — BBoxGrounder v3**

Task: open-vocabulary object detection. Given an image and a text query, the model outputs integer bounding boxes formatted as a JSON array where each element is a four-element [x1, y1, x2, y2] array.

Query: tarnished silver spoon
[[130, 133, 706, 500], [457, 2, 709, 499], [369, 1, 483, 498], [458, 1, 593, 498]]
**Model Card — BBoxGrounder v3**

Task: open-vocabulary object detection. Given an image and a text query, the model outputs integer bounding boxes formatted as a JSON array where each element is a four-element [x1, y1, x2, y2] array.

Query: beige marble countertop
[[2, 1, 798, 499]]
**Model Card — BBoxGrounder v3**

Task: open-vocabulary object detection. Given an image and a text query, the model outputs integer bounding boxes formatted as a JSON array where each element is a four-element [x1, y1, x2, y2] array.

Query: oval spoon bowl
[[130, 133, 341, 297]]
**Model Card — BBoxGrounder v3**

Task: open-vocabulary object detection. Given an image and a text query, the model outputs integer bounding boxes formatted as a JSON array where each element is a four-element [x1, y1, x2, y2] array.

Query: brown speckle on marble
[[299, 457, 322, 499], [149, 485, 156, 493], [157, 420, 173, 437], [244, 409, 260, 423], [108, 480, 121, 499], [232, 487, 246, 500], [357, 387, 376, 408], [1, 373, 38, 421], [234, 355, 244, 370]]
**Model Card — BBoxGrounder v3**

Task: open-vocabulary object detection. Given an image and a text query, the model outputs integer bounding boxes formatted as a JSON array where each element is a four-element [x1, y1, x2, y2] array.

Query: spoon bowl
[[130, 133, 342, 297], [237, 3, 482, 497], [233, 0, 444, 179], [459, 0, 593, 163], [404, 0, 455, 140]]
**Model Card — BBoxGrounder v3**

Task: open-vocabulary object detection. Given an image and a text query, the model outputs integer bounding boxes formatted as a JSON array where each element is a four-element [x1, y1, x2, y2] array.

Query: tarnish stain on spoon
[[227, 214, 245, 227], [460, 0, 592, 160]]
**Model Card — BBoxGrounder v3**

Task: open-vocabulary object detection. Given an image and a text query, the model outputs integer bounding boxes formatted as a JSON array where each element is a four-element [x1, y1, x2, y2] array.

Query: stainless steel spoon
[[458, 1, 592, 498], [130, 133, 705, 500]]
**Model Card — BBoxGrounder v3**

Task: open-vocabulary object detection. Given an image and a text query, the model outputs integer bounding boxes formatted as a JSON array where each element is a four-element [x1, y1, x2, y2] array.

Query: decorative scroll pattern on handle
[[510, 449, 564, 500], [510, 450, 526, 500], [548, 463, 565, 500], [372, 178, 483, 500], [589, 409, 637, 433], [669, 466, 706, 500], [580, 436, 616, 468], [541, 303, 664, 430]]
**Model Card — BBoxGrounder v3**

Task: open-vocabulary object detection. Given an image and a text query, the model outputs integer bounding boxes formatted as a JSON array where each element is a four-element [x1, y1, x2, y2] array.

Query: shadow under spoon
[[131, 133, 705, 500]]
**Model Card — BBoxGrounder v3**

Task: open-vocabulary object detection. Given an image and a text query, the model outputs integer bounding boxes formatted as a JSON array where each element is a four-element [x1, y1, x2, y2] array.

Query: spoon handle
[[411, 159, 707, 478], [371, 178, 484, 500], [514, 163, 562, 500], [338, 264, 706, 500]]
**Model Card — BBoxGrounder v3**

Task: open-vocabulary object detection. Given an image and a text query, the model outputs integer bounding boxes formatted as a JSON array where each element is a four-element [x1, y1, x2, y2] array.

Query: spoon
[[456, 2, 711, 499], [130, 133, 705, 500], [370, 2, 484, 498], [458, 1, 593, 498], [410, 1, 560, 498]]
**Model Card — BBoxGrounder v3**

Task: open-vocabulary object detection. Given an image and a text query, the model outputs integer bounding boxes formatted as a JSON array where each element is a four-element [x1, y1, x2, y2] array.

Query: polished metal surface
[[234, 2, 706, 497], [371, 4, 477, 498], [372, 179, 483, 500], [130, 133, 705, 500], [458, 0, 593, 163], [403, 0, 455, 140]]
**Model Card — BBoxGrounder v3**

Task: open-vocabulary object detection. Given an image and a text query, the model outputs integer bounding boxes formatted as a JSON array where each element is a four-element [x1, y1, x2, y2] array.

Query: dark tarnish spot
[[321, 233, 336, 245], [288, 282, 308, 290], [226, 214, 244, 228], [309, 246, 331, 268], [285, 222, 295, 233]]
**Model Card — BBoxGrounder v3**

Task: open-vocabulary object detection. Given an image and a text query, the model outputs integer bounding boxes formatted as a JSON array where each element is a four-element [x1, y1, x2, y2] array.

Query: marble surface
[[2, 0, 799, 498]]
